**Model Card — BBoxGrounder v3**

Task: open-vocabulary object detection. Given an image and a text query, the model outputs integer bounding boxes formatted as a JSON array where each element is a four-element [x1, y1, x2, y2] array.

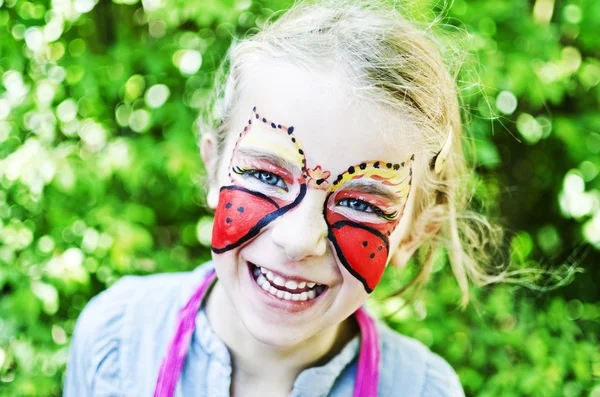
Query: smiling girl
[[63, 1, 493, 396]]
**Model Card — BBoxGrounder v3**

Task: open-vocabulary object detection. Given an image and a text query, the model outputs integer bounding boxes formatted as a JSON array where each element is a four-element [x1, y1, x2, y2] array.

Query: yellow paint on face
[[238, 122, 304, 167], [328, 156, 413, 198], [228, 108, 413, 214]]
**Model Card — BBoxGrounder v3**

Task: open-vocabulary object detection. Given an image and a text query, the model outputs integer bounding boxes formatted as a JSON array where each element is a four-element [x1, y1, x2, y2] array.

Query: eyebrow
[[236, 148, 300, 172], [342, 179, 402, 204]]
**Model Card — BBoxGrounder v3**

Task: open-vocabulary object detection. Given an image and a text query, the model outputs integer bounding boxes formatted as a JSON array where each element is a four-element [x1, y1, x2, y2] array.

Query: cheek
[[329, 223, 392, 293], [211, 251, 236, 276], [336, 271, 371, 316], [210, 251, 237, 294], [325, 197, 399, 293], [211, 186, 280, 253]]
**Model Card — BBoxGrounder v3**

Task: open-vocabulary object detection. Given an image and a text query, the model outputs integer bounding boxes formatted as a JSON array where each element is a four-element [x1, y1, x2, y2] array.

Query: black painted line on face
[[329, 220, 390, 252], [327, 227, 374, 294], [244, 108, 412, 196], [218, 185, 281, 209], [221, 108, 411, 292], [321, 191, 390, 294], [211, 184, 308, 254], [330, 158, 412, 192], [242, 107, 307, 177]]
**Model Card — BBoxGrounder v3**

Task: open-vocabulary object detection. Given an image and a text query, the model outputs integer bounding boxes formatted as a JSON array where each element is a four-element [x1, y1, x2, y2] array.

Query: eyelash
[[337, 198, 397, 221], [232, 166, 396, 220], [232, 166, 288, 191]]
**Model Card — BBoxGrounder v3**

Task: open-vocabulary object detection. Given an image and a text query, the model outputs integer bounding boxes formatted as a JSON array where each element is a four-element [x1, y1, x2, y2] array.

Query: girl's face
[[205, 59, 418, 347]]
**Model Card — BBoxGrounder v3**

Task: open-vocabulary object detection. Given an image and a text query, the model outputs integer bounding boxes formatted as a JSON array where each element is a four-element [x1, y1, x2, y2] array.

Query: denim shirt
[[64, 262, 465, 397]]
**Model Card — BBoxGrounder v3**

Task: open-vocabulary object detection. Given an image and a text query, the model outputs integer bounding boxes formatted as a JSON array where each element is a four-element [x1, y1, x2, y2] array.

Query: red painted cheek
[[326, 210, 396, 238], [326, 208, 398, 293], [212, 184, 308, 253], [212, 187, 280, 253]]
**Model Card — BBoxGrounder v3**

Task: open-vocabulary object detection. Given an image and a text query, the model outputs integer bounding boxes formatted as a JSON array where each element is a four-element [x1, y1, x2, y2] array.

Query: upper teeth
[[261, 267, 318, 291], [254, 266, 323, 301]]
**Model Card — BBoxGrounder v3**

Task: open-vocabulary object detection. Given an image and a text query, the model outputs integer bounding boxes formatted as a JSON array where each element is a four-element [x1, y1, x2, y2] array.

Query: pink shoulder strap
[[153, 270, 217, 397], [353, 306, 380, 397], [153, 269, 380, 397]]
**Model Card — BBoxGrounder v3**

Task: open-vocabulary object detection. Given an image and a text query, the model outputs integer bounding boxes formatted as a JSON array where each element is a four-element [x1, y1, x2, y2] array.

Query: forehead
[[226, 57, 419, 176]]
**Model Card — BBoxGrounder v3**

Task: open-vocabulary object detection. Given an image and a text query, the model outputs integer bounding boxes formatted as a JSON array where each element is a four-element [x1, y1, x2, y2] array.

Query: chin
[[241, 314, 316, 348]]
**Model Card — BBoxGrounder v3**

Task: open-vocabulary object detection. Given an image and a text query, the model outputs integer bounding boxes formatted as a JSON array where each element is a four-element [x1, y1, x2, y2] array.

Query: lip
[[245, 261, 328, 313]]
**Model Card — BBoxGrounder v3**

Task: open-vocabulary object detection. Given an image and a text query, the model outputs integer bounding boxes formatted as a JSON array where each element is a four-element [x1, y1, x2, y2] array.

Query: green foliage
[[0, 0, 598, 396]]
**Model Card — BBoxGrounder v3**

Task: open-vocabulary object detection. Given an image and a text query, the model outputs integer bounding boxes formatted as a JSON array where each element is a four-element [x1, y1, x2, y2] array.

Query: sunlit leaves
[[0, 0, 598, 396]]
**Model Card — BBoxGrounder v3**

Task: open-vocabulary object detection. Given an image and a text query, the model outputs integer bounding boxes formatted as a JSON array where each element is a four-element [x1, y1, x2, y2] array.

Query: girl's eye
[[246, 169, 287, 190], [338, 198, 374, 212], [337, 198, 396, 220]]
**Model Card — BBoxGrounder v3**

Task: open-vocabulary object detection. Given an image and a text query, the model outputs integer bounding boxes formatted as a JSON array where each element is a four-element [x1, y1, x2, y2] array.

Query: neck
[[205, 281, 358, 387]]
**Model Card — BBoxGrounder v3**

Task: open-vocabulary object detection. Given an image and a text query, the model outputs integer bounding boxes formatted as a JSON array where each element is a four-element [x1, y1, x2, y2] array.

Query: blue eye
[[251, 170, 285, 187], [337, 198, 397, 220], [338, 198, 376, 213], [233, 166, 288, 190]]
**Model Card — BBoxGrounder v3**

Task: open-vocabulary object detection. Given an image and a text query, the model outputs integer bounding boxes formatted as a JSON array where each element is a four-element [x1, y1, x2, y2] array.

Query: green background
[[0, 0, 599, 396]]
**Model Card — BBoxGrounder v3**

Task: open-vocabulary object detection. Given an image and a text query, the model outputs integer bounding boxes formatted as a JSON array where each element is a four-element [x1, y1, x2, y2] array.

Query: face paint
[[211, 107, 414, 293], [324, 158, 414, 293], [212, 108, 308, 253], [307, 166, 331, 190]]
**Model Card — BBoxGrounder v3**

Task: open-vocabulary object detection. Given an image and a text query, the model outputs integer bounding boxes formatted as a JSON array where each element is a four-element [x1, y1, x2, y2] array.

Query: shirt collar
[[291, 335, 360, 397]]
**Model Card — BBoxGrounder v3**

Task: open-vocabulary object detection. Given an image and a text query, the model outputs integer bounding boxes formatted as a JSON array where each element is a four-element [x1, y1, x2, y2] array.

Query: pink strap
[[353, 306, 380, 397], [153, 270, 380, 397], [153, 270, 217, 397]]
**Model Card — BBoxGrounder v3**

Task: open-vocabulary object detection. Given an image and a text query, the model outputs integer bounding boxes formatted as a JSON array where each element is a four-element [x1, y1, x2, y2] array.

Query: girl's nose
[[270, 189, 328, 260]]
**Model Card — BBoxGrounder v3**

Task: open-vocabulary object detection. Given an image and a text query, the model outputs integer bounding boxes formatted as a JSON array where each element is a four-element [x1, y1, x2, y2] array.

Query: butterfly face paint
[[212, 108, 308, 253], [324, 158, 413, 293], [211, 107, 414, 293]]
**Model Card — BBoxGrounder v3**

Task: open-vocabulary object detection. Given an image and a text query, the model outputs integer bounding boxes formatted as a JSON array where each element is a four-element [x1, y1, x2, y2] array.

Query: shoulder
[[74, 262, 212, 340], [376, 321, 464, 397], [421, 349, 465, 397], [64, 262, 215, 396]]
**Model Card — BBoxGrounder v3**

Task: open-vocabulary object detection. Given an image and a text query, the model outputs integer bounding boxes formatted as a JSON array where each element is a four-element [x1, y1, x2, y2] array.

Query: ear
[[390, 214, 443, 268], [200, 133, 220, 209]]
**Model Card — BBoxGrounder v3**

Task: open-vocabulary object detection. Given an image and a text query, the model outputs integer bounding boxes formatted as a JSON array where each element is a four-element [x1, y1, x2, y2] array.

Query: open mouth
[[248, 262, 327, 302]]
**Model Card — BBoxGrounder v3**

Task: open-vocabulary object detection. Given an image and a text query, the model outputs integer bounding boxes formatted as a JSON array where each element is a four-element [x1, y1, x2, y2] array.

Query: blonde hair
[[199, 0, 556, 307]]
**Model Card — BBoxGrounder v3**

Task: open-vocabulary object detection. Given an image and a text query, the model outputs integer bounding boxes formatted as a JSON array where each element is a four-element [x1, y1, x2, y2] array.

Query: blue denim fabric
[[64, 262, 464, 397]]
